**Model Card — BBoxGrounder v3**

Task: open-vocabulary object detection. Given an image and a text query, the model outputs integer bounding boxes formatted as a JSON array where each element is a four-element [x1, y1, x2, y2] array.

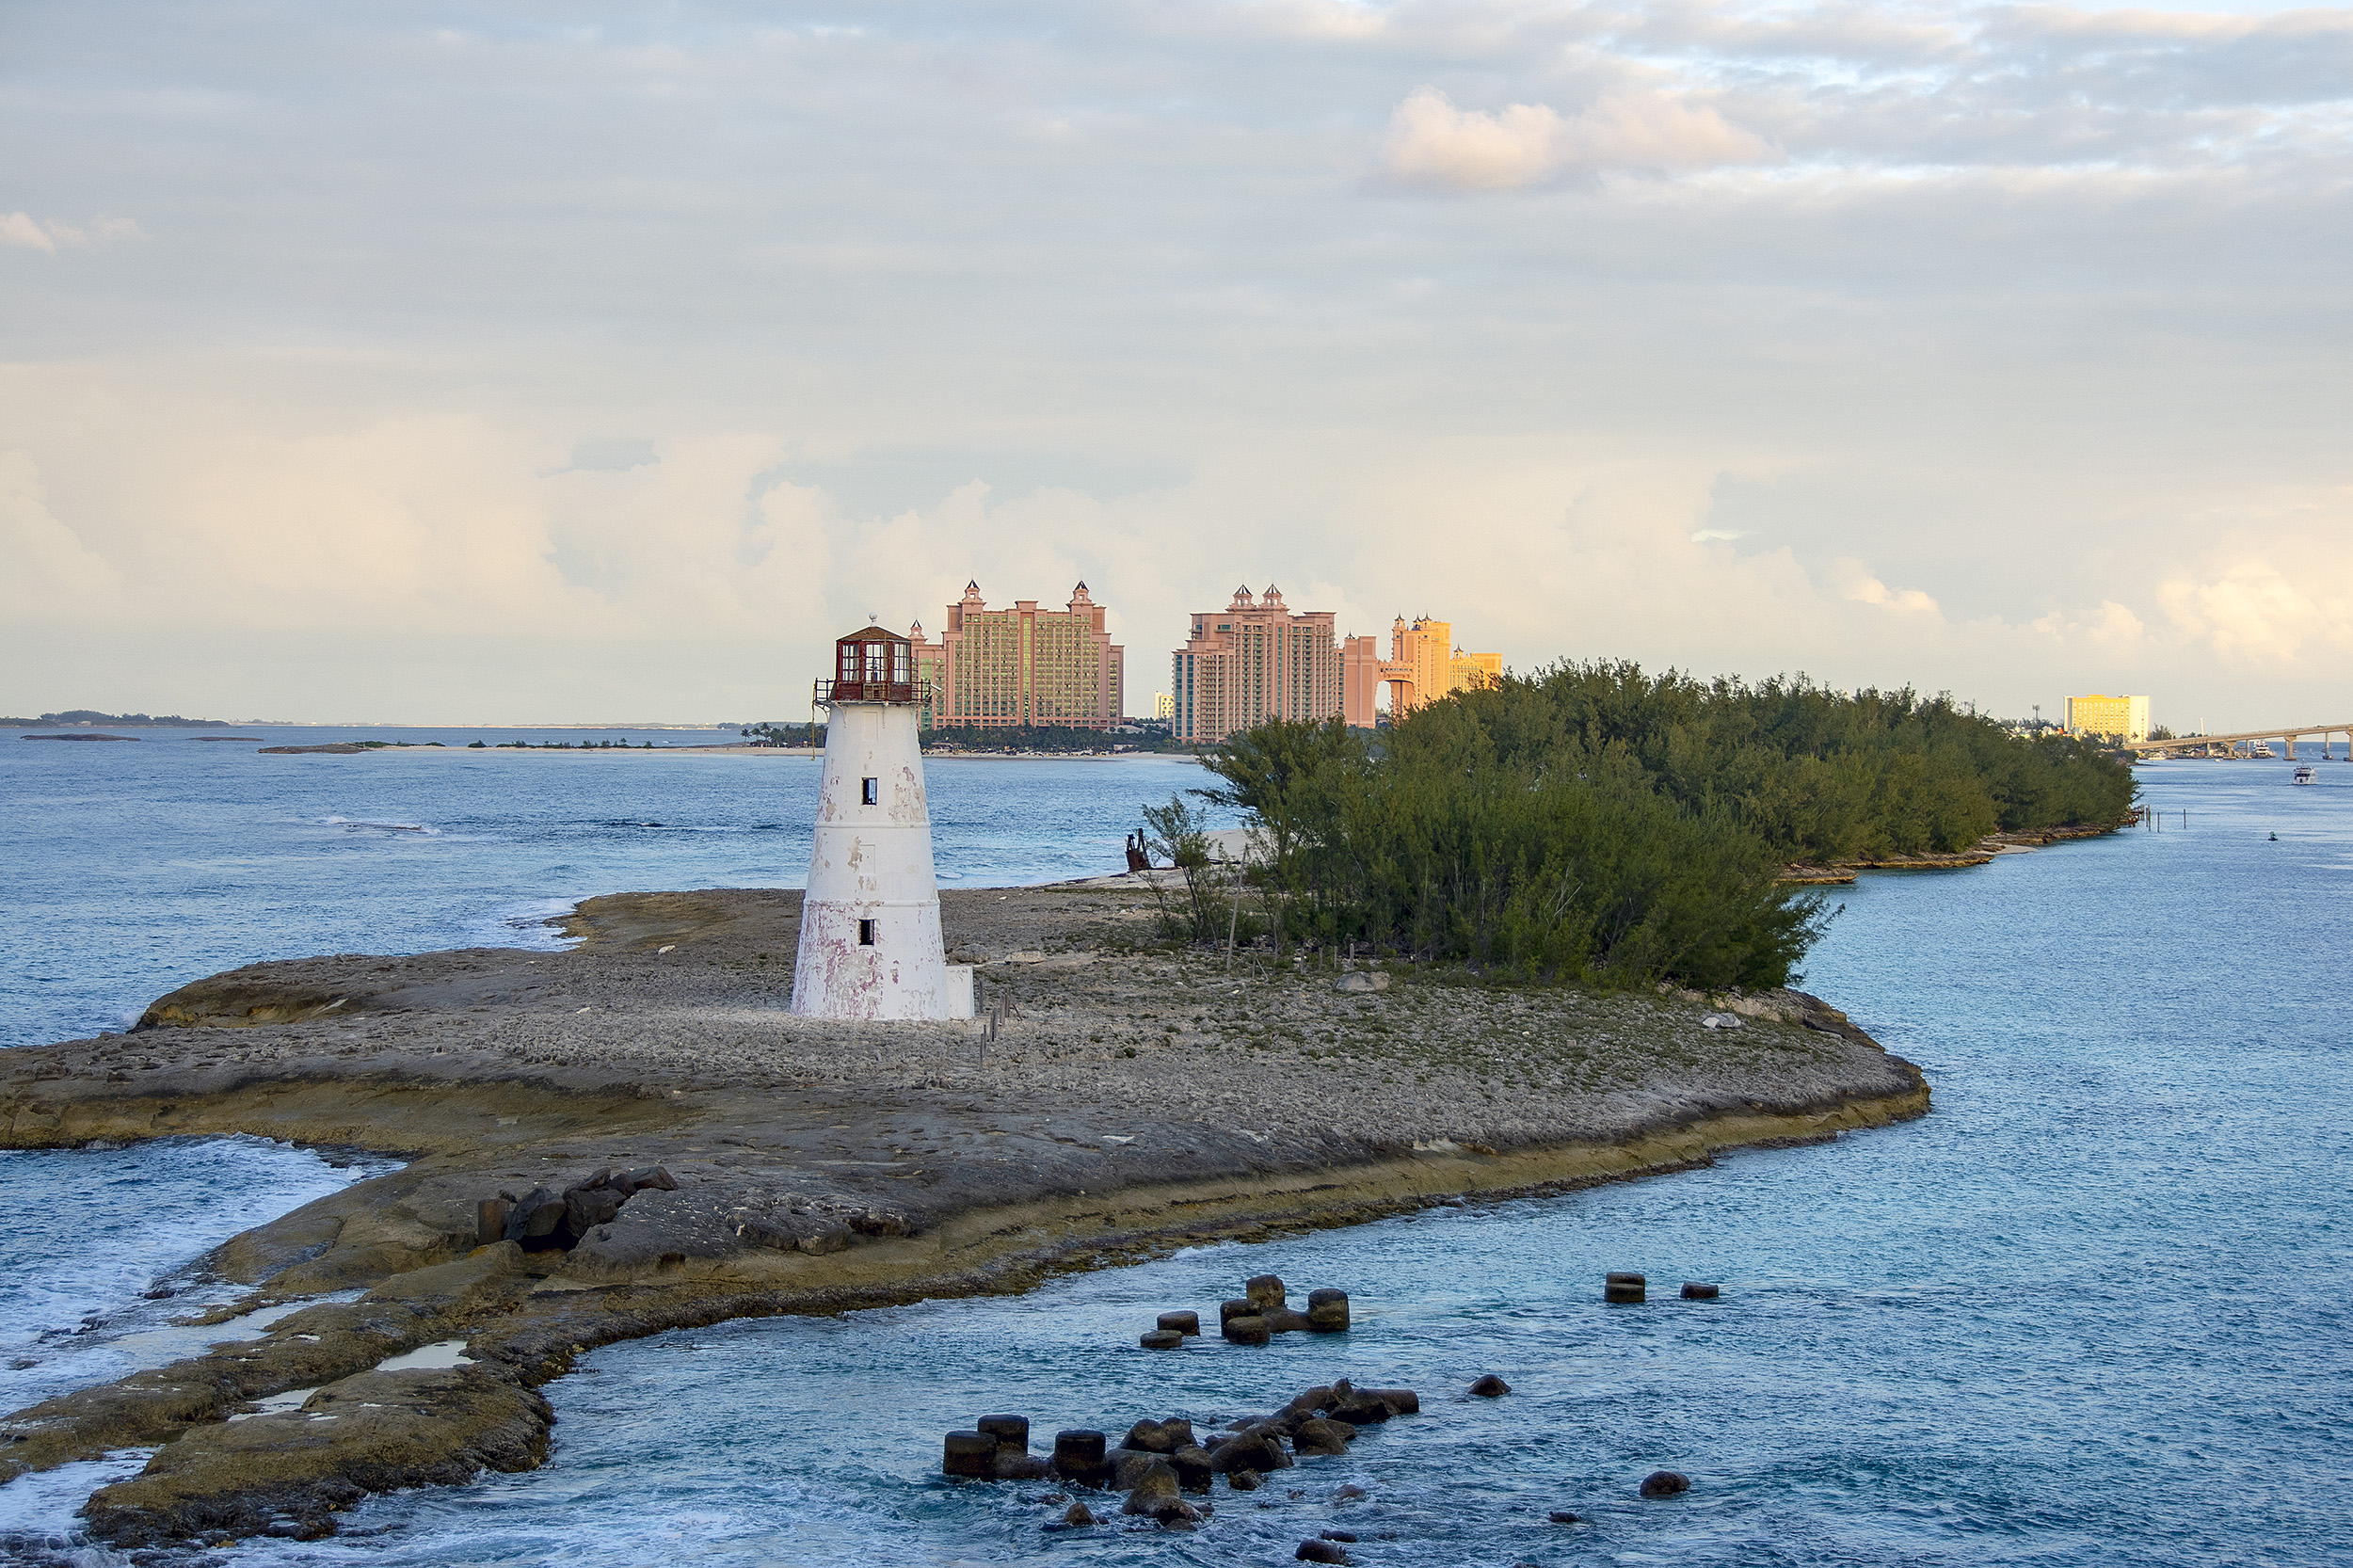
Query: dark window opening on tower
[[862, 776, 879, 805], [857, 919, 877, 946]]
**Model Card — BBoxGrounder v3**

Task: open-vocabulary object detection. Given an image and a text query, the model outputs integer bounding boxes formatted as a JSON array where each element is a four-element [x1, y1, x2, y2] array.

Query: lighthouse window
[[857, 919, 877, 946], [861, 776, 879, 805]]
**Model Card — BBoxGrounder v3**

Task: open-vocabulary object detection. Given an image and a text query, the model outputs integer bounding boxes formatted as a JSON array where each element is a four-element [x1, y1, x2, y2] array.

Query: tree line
[[1146, 662, 2135, 992]]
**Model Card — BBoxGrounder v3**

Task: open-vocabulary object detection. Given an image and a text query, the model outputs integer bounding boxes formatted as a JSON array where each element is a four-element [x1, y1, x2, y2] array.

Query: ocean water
[[2, 755, 2348, 1565], [0, 727, 1219, 1051], [0, 1139, 396, 1418]]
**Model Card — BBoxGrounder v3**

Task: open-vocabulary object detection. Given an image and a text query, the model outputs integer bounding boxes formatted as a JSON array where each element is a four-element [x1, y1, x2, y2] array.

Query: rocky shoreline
[[0, 885, 1928, 1548], [1780, 820, 2125, 884]]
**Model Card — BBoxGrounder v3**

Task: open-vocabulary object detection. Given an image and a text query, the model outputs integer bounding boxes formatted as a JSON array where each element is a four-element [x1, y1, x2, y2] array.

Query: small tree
[[1142, 792, 1218, 939]]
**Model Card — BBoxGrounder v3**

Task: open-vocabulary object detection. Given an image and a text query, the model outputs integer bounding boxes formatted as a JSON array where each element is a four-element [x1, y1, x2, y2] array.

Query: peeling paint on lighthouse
[[790, 624, 975, 1021]]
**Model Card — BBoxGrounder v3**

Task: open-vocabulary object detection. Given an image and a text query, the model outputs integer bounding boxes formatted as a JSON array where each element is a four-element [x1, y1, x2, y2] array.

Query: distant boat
[[2250, 743, 2276, 759], [2293, 765, 2316, 786]]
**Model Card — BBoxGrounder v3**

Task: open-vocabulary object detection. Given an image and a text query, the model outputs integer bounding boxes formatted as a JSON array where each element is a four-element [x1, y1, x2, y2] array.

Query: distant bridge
[[2121, 722, 2353, 760]]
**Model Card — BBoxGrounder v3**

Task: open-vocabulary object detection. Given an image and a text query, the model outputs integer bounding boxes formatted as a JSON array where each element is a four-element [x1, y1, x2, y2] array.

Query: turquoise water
[[2, 756, 2347, 1564]]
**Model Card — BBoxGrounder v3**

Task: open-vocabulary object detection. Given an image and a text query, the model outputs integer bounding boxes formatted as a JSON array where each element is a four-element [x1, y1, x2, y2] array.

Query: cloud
[[1383, 89, 1570, 191], [2026, 598, 2146, 651], [0, 213, 54, 251], [1381, 86, 1775, 190], [0, 213, 145, 251], [2156, 547, 2353, 666], [1834, 560, 1941, 616], [0, 450, 118, 615]]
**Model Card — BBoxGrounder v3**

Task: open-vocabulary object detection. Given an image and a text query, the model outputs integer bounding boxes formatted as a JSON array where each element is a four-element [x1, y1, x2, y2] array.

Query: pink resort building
[[911, 581, 1126, 729], [1169, 584, 1346, 744]]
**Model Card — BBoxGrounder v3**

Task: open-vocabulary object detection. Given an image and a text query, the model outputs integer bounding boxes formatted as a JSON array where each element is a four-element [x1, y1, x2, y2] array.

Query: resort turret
[[791, 624, 974, 1021]]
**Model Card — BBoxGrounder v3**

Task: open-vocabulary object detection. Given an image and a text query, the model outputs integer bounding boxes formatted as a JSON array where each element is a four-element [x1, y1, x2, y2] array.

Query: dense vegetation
[[921, 723, 1175, 753], [0, 710, 232, 727], [1154, 662, 2134, 992]]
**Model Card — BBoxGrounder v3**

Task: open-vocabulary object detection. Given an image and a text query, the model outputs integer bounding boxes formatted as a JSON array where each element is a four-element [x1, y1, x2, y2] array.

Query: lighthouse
[[790, 623, 974, 1021]]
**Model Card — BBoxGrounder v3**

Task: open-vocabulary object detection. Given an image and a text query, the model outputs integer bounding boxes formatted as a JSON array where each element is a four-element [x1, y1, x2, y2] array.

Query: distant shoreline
[[284, 743, 1197, 761]]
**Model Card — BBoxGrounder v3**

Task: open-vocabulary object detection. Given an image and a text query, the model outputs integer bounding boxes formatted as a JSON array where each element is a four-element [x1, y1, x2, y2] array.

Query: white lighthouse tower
[[791, 623, 974, 1021]]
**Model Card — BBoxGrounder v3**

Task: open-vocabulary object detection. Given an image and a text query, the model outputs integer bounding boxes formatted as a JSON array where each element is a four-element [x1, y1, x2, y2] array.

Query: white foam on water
[[0, 1142, 394, 1416], [488, 896, 583, 952], [0, 1447, 153, 1539]]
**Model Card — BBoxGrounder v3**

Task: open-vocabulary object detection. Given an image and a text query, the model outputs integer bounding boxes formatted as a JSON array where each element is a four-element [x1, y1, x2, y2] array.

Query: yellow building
[[2065, 693, 2151, 741], [1343, 615, 1503, 724], [1449, 649, 1502, 693], [1153, 691, 1175, 721], [1392, 616, 1452, 712]]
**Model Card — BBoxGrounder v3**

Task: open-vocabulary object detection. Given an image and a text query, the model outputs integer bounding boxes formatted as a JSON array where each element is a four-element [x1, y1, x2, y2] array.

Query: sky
[[4, 0, 2348, 728]]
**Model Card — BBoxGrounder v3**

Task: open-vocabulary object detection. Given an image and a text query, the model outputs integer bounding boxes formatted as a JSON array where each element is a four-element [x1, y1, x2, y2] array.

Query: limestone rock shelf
[[0, 885, 1928, 1545]]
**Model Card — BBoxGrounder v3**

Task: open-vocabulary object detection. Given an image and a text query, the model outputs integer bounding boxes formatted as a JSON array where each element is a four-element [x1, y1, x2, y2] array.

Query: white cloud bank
[[0, 0, 2347, 724]]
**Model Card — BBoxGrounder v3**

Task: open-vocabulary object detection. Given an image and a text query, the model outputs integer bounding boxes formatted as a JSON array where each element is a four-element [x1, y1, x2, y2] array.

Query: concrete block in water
[[976, 1414, 1028, 1450], [942, 1431, 996, 1478], [1054, 1429, 1113, 1487]]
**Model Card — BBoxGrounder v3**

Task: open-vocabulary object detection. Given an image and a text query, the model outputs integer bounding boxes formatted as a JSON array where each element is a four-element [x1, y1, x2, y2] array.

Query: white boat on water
[[2250, 743, 2277, 759], [2294, 765, 2316, 785]]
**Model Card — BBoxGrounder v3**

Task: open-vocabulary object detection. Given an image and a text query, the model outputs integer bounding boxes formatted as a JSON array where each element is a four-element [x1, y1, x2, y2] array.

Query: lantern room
[[822, 625, 916, 705]]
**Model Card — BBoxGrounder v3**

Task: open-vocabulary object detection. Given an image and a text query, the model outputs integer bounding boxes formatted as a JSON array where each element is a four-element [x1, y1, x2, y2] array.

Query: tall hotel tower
[[916, 581, 1126, 729], [1169, 584, 1345, 745]]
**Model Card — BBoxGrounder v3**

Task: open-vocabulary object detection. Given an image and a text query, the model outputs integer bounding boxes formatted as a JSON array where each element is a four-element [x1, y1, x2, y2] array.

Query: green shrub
[[1189, 664, 2132, 990]]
